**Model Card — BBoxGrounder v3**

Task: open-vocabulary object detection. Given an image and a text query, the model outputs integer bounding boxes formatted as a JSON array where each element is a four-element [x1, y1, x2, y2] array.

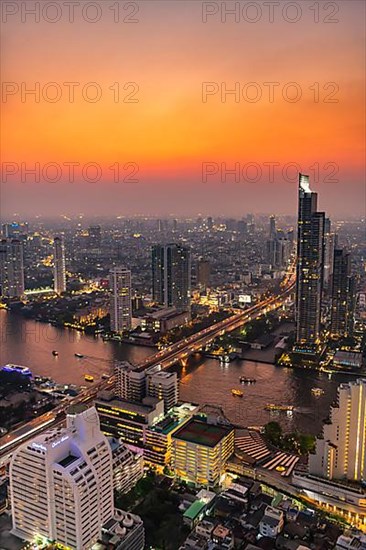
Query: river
[[0, 310, 357, 436]]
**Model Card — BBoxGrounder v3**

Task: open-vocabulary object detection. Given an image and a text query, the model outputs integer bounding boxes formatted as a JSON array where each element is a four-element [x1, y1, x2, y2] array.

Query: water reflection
[[0, 310, 355, 435]]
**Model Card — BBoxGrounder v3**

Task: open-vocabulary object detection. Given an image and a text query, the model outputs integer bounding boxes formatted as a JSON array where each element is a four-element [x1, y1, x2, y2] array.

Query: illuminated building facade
[[95, 395, 164, 451], [10, 406, 114, 549], [152, 243, 191, 310], [109, 266, 132, 332], [295, 174, 325, 345], [309, 379, 366, 482], [323, 217, 336, 293], [115, 362, 146, 402], [171, 419, 234, 487], [0, 238, 25, 299], [330, 249, 355, 338], [53, 235, 66, 294], [145, 368, 179, 413]]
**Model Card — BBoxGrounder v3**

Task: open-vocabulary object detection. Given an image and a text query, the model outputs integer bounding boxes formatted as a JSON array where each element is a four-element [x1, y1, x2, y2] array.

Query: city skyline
[[0, 1, 365, 547]]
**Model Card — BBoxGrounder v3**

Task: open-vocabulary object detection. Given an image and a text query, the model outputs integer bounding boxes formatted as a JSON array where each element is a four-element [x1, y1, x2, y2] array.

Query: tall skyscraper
[[53, 236, 66, 294], [323, 218, 336, 293], [269, 215, 276, 239], [197, 259, 211, 289], [109, 267, 132, 332], [295, 174, 325, 345], [10, 406, 114, 549], [152, 244, 191, 310], [0, 239, 25, 299], [309, 379, 366, 482], [330, 249, 355, 338]]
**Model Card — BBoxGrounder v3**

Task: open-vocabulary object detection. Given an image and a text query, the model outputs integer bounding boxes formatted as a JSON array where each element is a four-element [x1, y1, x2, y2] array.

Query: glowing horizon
[[1, 0, 365, 218]]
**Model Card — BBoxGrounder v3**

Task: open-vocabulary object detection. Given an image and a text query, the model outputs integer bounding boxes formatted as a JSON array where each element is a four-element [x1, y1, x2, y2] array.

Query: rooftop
[[183, 500, 207, 521], [172, 418, 233, 447], [58, 453, 78, 468]]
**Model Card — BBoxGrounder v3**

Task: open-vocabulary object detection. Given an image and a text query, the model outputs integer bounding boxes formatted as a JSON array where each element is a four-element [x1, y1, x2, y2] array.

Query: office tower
[[197, 259, 211, 289], [172, 218, 178, 232], [109, 267, 132, 332], [323, 218, 336, 292], [267, 236, 291, 269], [10, 406, 114, 549], [114, 362, 146, 402], [330, 249, 355, 338], [53, 235, 66, 294], [152, 244, 191, 310], [295, 174, 325, 345], [88, 225, 102, 249], [269, 215, 276, 239], [275, 238, 292, 269], [96, 396, 164, 450], [287, 228, 294, 244], [207, 216, 213, 231], [0, 239, 25, 299], [146, 368, 179, 413], [309, 379, 366, 482]]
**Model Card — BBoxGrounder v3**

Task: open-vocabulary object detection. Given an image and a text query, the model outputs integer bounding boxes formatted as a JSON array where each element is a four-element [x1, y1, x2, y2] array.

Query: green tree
[[264, 421, 283, 446]]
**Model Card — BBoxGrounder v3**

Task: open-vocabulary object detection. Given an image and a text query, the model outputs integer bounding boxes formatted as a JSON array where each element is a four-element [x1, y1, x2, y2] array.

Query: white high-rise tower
[[10, 406, 114, 549], [310, 379, 366, 482]]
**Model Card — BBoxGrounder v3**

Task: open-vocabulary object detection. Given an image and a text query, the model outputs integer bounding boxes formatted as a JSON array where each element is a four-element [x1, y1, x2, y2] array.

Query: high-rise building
[[330, 249, 355, 338], [237, 219, 247, 236], [197, 259, 211, 289], [0, 239, 25, 299], [114, 362, 179, 413], [88, 225, 102, 249], [109, 267, 132, 332], [115, 362, 146, 402], [152, 244, 191, 310], [269, 215, 276, 239], [295, 174, 325, 345], [309, 379, 366, 482], [267, 236, 291, 269], [53, 236, 66, 294], [10, 406, 114, 549], [323, 218, 336, 293], [146, 368, 179, 413]]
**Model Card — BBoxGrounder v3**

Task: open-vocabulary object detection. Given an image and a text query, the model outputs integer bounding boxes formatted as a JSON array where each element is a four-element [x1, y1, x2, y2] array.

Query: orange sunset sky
[[1, 0, 365, 217]]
